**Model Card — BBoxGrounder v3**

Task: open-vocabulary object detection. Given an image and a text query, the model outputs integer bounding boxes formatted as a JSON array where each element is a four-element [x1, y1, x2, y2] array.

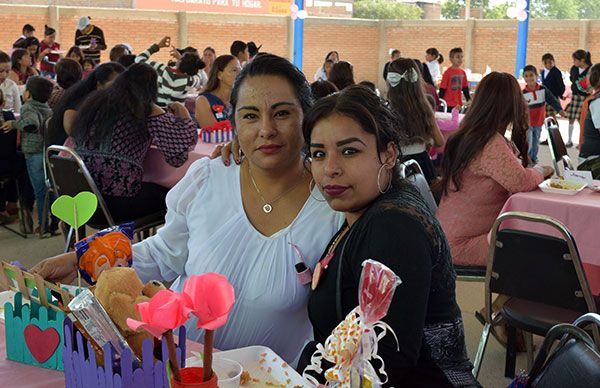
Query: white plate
[[186, 345, 310, 387], [50, 50, 65, 54], [78, 45, 91, 50], [538, 179, 587, 195]]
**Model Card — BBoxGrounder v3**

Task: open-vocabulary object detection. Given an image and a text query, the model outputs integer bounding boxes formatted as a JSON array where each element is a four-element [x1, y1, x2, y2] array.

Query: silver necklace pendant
[[263, 204, 273, 213]]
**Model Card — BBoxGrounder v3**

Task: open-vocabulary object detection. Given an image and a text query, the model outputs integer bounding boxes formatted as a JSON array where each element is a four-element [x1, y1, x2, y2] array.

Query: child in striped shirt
[[135, 36, 205, 107]]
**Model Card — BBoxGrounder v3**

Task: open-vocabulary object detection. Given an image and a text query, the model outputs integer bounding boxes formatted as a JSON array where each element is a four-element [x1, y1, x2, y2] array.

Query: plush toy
[[94, 267, 166, 359]]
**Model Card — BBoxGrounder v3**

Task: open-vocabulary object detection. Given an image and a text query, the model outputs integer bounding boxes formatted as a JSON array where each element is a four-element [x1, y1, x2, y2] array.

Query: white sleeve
[[12, 83, 21, 113], [132, 157, 211, 283], [590, 99, 600, 130]]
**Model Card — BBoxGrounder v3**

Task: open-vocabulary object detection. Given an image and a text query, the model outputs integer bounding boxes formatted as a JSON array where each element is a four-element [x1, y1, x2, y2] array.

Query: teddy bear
[[94, 267, 166, 359]]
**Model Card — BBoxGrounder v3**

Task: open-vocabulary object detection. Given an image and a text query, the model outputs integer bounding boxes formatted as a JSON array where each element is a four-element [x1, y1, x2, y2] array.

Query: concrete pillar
[[465, 19, 475, 71], [579, 19, 589, 51], [177, 11, 188, 48], [49, 6, 60, 43], [377, 20, 388, 93], [287, 16, 294, 62]]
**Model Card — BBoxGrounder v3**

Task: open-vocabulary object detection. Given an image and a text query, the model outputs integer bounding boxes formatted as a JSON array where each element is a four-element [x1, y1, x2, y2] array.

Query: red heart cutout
[[23, 325, 60, 364]]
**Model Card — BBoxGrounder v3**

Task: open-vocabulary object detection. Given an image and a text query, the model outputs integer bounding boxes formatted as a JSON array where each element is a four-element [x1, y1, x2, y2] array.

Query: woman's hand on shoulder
[[30, 252, 79, 284], [167, 102, 191, 120], [209, 137, 243, 166]]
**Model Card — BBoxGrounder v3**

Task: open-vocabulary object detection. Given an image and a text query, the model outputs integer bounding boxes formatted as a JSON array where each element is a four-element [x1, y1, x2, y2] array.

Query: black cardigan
[[304, 184, 479, 387]]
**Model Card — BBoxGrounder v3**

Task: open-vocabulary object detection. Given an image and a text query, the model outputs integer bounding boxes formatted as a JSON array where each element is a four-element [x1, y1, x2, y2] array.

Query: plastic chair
[[526, 313, 600, 387], [545, 117, 575, 176], [399, 159, 436, 213], [45, 145, 165, 251], [472, 211, 597, 379]]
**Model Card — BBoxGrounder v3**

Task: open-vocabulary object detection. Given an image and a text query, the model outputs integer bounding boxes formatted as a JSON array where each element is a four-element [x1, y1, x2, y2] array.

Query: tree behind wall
[[442, 0, 600, 20], [353, 0, 424, 20]]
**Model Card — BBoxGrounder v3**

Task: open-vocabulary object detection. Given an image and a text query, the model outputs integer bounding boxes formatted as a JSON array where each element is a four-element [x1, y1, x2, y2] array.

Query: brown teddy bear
[[94, 267, 166, 360]]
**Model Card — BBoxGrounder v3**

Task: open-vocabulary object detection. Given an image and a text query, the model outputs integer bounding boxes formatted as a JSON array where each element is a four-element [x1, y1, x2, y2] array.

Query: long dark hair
[[72, 63, 158, 146], [387, 58, 438, 146], [47, 62, 124, 145], [204, 55, 236, 93], [230, 54, 313, 127], [590, 63, 600, 90], [328, 61, 354, 91], [573, 49, 592, 67], [303, 85, 403, 185], [438, 72, 529, 196], [321, 51, 338, 70], [66, 46, 84, 65], [11, 49, 31, 71]]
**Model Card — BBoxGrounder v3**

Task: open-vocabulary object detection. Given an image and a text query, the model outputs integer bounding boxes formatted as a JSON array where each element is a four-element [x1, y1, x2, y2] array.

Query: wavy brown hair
[[387, 58, 439, 146], [204, 54, 236, 93], [438, 72, 529, 196], [328, 61, 354, 91]]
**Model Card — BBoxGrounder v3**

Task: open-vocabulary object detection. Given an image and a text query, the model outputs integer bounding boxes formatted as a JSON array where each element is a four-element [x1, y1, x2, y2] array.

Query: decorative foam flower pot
[[171, 367, 218, 388], [4, 291, 64, 370], [62, 318, 187, 388]]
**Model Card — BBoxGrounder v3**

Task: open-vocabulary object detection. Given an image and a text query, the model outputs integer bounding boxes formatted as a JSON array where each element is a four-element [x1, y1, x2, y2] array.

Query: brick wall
[[0, 5, 596, 88]]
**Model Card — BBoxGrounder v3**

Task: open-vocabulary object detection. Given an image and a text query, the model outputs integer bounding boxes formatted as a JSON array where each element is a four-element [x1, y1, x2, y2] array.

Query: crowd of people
[[0, 16, 598, 387]]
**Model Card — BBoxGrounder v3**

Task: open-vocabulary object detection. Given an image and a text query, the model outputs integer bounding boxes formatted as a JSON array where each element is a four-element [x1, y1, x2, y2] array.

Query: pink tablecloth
[[0, 320, 204, 387], [142, 141, 217, 189], [500, 184, 600, 295]]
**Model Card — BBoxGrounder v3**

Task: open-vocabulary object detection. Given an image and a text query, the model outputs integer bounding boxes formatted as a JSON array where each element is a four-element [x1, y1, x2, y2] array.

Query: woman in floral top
[[195, 55, 240, 129], [72, 62, 197, 224]]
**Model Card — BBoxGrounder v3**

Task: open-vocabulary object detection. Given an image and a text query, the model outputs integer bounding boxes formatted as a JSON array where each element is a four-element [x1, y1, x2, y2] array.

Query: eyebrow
[[236, 101, 296, 112], [310, 137, 367, 148]]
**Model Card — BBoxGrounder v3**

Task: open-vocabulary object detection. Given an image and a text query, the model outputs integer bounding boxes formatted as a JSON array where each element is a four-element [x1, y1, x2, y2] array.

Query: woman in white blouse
[[31, 54, 343, 363]]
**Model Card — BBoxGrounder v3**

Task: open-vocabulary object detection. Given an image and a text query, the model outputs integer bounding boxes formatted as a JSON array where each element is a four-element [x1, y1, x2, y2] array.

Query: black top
[[541, 66, 565, 99], [306, 183, 478, 387], [75, 26, 107, 63], [580, 93, 600, 159]]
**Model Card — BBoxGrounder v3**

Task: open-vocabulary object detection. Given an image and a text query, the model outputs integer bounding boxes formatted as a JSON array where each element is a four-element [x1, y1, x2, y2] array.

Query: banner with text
[[136, 0, 292, 15]]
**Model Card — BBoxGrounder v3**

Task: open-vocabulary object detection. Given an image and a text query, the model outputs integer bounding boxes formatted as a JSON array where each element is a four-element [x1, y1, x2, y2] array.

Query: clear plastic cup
[[212, 357, 243, 388]]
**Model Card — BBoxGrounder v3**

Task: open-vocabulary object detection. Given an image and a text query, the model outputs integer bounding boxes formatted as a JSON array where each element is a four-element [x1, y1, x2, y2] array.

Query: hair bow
[[387, 69, 419, 87]]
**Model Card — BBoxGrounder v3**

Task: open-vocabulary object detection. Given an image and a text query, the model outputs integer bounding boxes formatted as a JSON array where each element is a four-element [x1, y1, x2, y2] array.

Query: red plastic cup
[[171, 367, 218, 388]]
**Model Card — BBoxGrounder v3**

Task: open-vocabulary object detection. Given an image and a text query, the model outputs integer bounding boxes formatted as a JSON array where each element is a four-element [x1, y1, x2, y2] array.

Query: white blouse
[[133, 157, 344, 363]]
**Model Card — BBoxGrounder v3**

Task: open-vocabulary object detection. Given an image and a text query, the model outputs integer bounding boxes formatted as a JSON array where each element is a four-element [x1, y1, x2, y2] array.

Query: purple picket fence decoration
[[62, 318, 187, 388]]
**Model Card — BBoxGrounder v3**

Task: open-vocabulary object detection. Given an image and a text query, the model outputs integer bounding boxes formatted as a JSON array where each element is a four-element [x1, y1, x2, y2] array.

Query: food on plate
[[240, 371, 251, 385], [549, 181, 584, 190]]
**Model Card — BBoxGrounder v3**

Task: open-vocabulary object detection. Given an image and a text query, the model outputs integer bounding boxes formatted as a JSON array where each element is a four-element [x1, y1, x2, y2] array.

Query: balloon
[[516, 0, 528, 10], [290, 4, 299, 13], [517, 9, 528, 22], [298, 10, 308, 19], [506, 7, 518, 18]]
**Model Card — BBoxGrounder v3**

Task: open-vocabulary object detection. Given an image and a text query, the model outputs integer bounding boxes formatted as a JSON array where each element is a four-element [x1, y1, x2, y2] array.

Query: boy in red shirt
[[439, 47, 470, 111], [523, 64, 566, 163]]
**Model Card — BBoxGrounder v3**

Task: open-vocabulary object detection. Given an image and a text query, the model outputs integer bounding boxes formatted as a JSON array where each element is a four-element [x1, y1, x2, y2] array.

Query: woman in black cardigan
[[299, 85, 479, 387]]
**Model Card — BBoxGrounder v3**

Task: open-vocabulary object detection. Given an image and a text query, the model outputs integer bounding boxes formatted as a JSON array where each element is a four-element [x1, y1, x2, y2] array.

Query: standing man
[[13, 24, 36, 48], [75, 16, 107, 64], [383, 49, 401, 81], [230, 40, 249, 66]]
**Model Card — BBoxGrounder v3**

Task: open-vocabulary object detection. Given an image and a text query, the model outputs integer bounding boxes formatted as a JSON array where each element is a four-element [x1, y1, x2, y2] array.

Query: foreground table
[[142, 141, 217, 189], [500, 184, 600, 295], [0, 320, 204, 388]]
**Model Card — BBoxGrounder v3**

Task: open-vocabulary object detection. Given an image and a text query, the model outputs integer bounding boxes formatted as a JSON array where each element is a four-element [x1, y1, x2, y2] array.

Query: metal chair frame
[[544, 117, 575, 176], [399, 159, 437, 214], [472, 211, 597, 379], [439, 98, 448, 113]]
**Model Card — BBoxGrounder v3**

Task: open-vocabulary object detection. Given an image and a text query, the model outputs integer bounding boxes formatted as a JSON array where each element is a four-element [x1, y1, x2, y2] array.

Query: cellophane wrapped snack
[[75, 223, 134, 285], [303, 259, 401, 387]]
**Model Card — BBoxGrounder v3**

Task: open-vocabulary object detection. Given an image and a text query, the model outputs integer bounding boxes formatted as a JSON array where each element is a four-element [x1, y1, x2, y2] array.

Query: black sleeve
[[349, 211, 433, 382], [383, 62, 389, 81], [96, 28, 107, 51], [556, 69, 566, 98], [462, 86, 470, 101], [438, 88, 446, 99], [74, 30, 80, 46]]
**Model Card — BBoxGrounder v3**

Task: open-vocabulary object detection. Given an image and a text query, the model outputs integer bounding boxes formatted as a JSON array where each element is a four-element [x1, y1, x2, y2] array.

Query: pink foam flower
[[183, 273, 235, 330], [126, 289, 193, 338]]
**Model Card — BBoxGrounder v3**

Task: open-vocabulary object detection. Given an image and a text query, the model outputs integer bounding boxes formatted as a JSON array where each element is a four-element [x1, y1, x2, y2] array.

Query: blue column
[[514, 1, 530, 78], [293, 0, 304, 70]]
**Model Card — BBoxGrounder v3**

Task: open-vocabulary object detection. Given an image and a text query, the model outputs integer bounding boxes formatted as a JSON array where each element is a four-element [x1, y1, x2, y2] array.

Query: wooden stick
[[203, 330, 214, 382], [165, 330, 181, 382], [73, 206, 81, 289]]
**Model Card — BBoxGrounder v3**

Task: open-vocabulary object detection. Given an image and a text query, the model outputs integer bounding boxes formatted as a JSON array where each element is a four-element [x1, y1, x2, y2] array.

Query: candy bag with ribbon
[[303, 259, 401, 387]]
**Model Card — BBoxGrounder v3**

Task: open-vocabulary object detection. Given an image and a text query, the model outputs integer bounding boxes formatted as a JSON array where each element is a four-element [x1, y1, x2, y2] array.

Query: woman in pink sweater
[[437, 72, 554, 267]]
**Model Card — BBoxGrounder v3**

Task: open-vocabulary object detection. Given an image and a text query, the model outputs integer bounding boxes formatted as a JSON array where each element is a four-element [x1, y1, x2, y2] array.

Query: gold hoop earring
[[309, 179, 326, 202], [377, 164, 392, 194]]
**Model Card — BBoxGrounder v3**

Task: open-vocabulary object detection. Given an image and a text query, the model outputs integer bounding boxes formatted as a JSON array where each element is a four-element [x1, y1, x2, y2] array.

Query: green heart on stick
[[51, 192, 98, 230]]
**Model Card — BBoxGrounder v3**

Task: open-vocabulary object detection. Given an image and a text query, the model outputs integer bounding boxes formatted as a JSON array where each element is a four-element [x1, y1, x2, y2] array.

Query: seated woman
[[9, 48, 39, 86], [328, 60, 355, 91], [436, 72, 554, 267], [48, 58, 82, 111], [300, 85, 478, 387], [194, 54, 240, 129], [47, 62, 124, 147], [387, 58, 444, 182], [71, 63, 198, 224], [31, 54, 344, 363], [135, 36, 205, 107]]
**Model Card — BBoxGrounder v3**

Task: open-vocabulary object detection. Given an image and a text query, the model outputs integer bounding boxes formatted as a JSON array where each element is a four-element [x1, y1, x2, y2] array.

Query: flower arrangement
[[127, 273, 235, 387]]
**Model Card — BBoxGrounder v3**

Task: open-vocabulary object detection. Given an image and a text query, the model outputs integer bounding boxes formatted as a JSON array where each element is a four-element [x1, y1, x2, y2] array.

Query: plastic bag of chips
[[75, 223, 134, 285]]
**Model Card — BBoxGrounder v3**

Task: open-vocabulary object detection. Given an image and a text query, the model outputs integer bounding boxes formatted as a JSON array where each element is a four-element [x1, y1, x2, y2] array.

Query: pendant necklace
[[248, 164, 305, 214], [311, 224, 350, 290]]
